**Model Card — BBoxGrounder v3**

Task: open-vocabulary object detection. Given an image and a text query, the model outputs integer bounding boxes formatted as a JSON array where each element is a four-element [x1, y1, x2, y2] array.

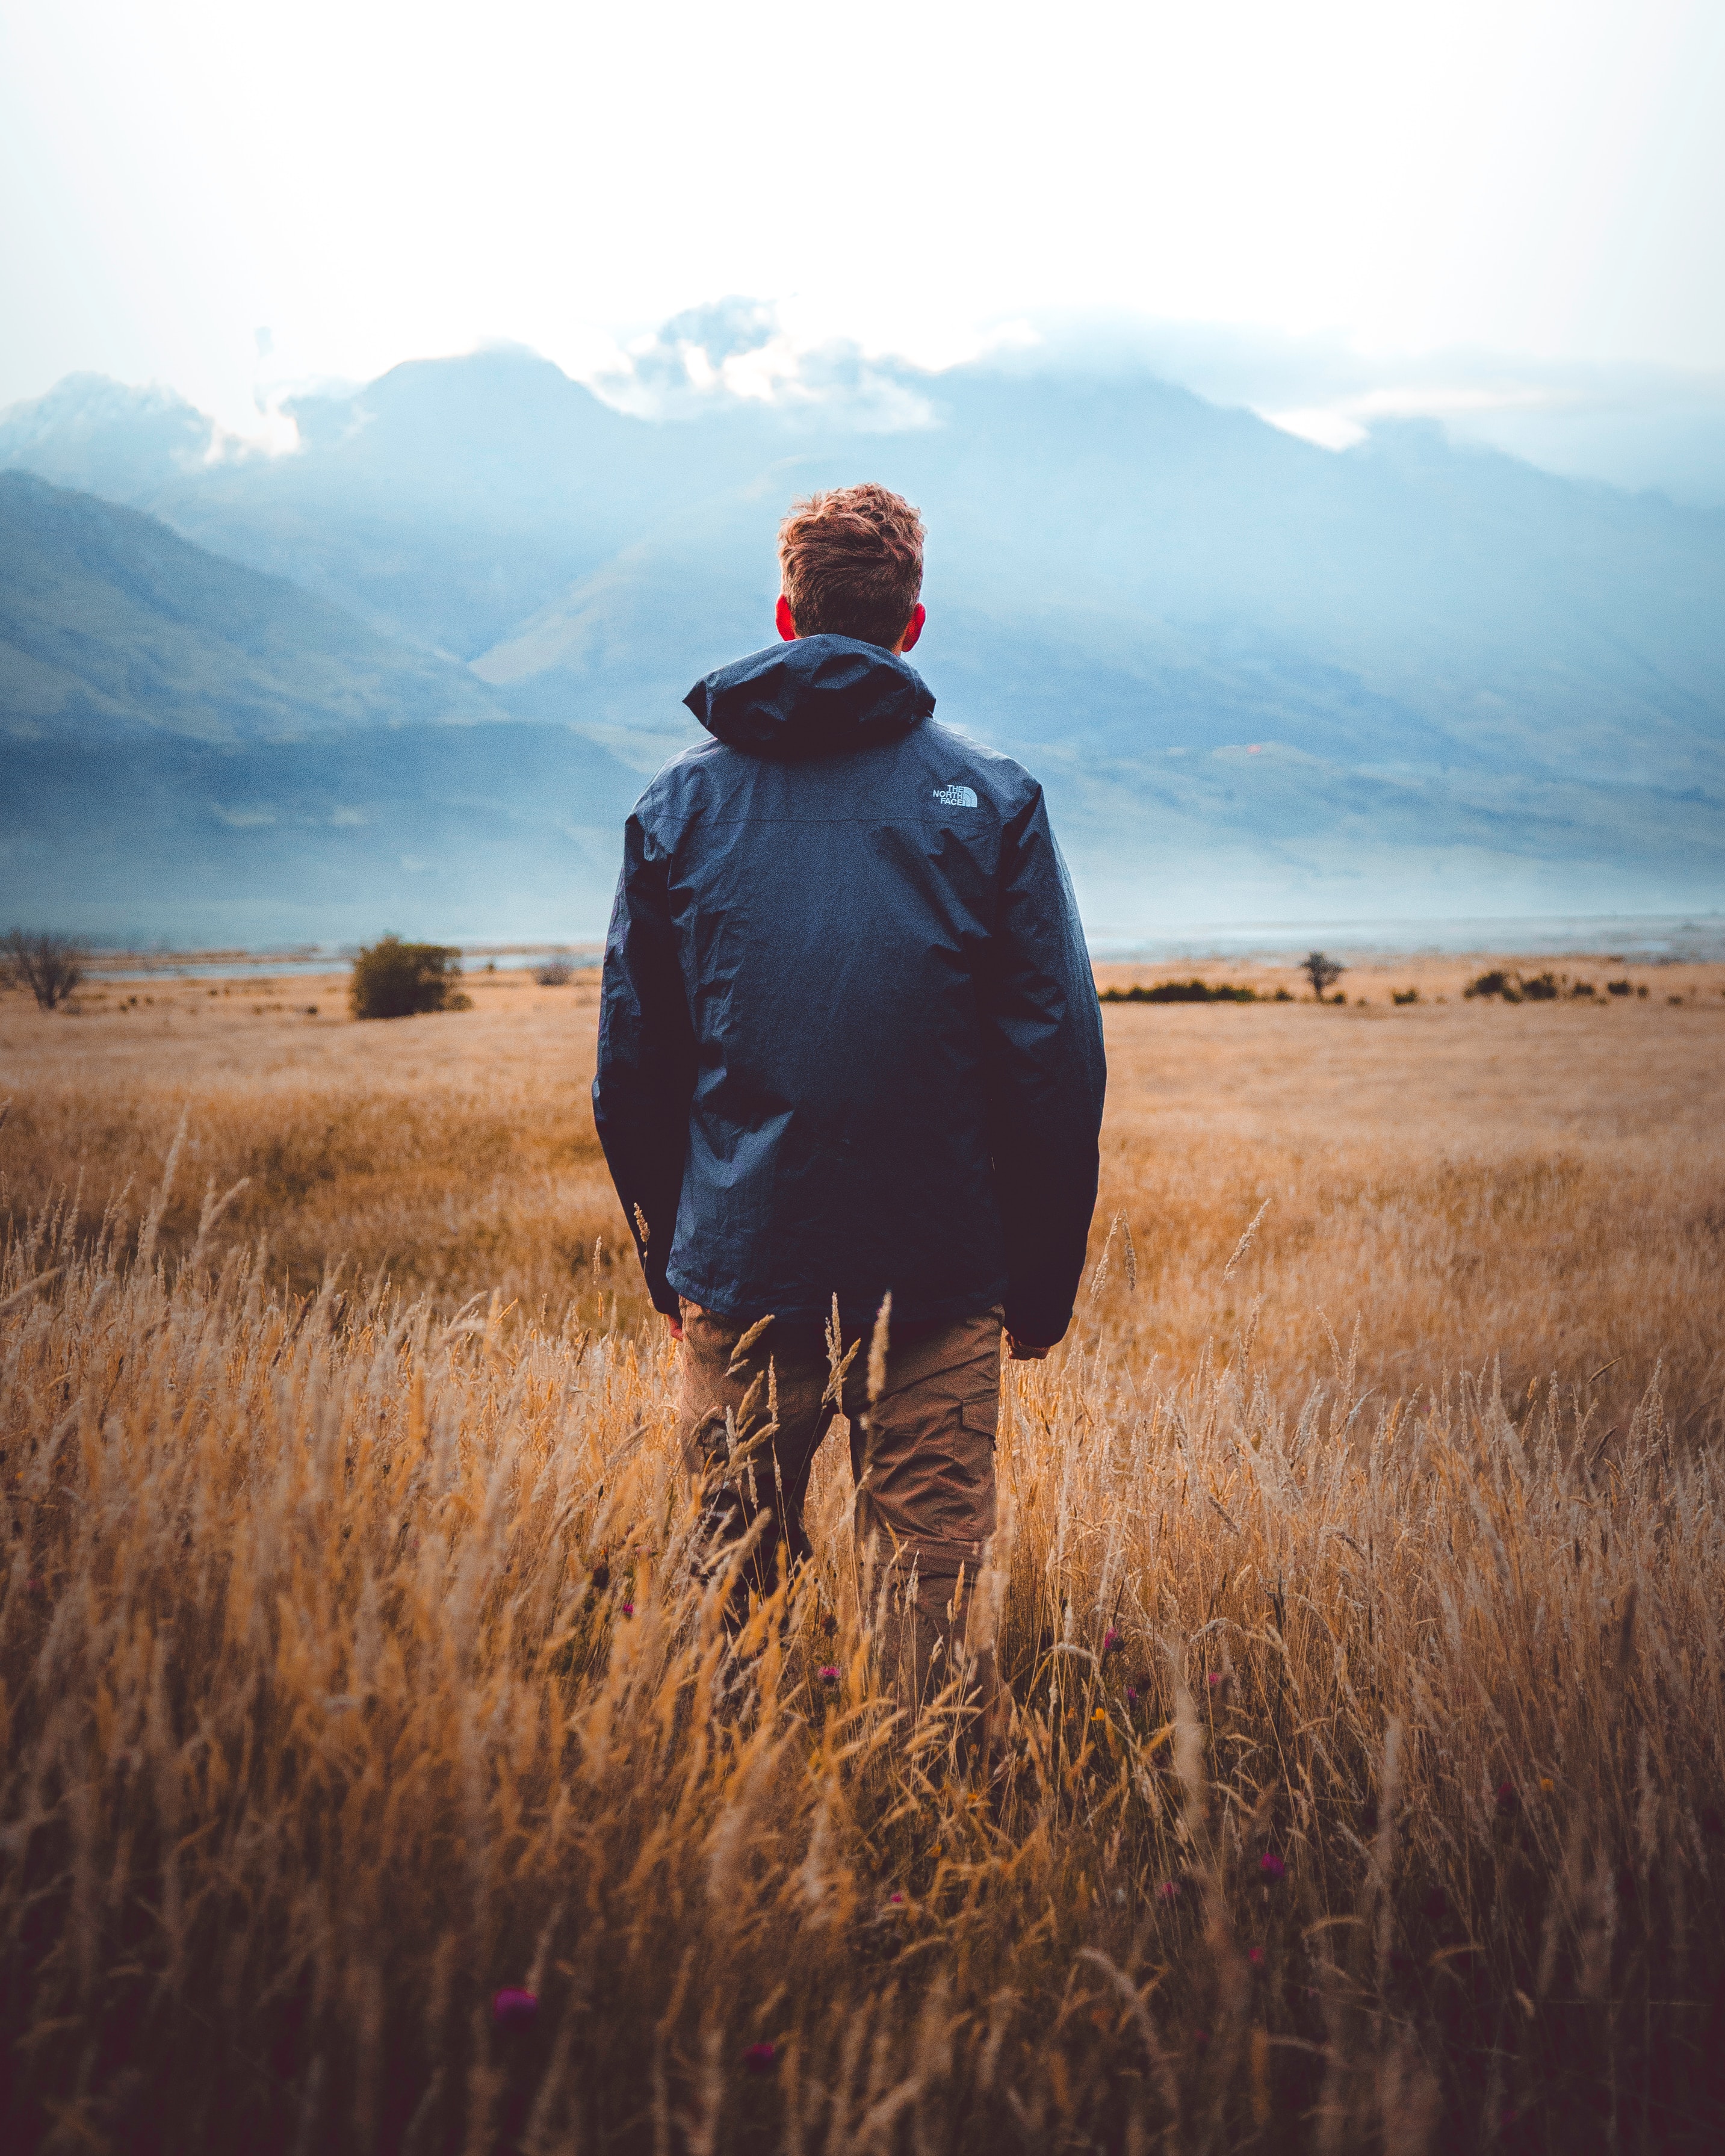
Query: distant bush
[[349, 936, 465, 1020], [1099, 979, 1257, 1004], [1464, 968, 1635, 1005], [1302, 950, 1345, 999], [534, 959, 575, 987], [2, 929, 85, 1011], [1392, 987, 1419, 1005]]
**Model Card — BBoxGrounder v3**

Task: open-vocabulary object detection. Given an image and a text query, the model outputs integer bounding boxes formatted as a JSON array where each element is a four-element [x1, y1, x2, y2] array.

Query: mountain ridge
[[4, 345, 1722, 935], [0, 469, 506, 740]]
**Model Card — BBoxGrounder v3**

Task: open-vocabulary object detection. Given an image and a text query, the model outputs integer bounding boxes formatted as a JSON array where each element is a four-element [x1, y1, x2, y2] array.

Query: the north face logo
[[933, 784, 979, 808]]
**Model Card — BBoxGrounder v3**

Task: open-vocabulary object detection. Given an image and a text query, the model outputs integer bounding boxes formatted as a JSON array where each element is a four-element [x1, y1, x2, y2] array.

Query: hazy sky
[[4, 0, 1724, 462]]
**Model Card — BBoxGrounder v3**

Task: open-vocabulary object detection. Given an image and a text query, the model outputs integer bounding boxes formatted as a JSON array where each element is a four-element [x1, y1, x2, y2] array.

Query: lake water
[[85, 949, 602, 982], [1087, 912, 1725, 965], [77, 912, 1725, 980]]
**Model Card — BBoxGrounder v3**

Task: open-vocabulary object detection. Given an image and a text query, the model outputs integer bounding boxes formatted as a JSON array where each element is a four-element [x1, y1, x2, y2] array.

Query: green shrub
[[1392, 987, 1419, 1005], [1098, 979, 1257, 1004], [349, 936, 465, 1020], [1465, 970, 1520, 1002], [3, 929, 85, 1011]]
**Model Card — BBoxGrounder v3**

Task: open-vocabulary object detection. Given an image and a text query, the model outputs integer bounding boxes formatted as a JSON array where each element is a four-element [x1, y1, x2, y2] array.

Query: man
[[594, 483, 1104, 1716]]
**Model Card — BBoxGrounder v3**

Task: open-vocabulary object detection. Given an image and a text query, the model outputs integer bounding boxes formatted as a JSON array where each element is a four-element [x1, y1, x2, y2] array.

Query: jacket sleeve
[[979, 787, 1106, 1346], [592, 807, 697, 1318]]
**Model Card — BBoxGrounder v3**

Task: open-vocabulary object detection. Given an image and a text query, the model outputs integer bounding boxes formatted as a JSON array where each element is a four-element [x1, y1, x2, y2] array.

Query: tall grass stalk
[[3, 1184, 1721, 2150]]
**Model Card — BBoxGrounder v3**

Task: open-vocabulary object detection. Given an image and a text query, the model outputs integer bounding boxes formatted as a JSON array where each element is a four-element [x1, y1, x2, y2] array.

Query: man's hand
[[1005, 1332, 1052, 1361]]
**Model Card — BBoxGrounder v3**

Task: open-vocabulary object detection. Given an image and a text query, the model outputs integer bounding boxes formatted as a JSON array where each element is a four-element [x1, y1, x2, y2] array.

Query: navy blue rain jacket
[[593, 634, 1106, 1346]]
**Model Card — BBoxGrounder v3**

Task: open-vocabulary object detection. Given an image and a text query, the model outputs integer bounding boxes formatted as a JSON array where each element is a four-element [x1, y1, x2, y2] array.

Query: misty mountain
[[0, 353, 766, 663], [0, 469, 501, 739], [4, 333, 1723, 935], [2, 721, 642, 946], [0, 471, 640, 940]]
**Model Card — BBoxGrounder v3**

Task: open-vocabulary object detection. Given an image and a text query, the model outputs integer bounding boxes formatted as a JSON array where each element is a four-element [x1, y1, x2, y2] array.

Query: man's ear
[[775, 594, 798, 642], [897, 602, 926, 655]]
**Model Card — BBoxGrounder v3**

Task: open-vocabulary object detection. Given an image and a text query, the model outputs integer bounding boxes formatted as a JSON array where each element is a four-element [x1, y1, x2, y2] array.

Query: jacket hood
[[684, 634, 935, 759]]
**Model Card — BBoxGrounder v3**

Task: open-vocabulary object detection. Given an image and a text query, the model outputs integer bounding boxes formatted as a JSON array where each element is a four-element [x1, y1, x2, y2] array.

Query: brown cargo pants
[[675, 1299, 1003, 1718]]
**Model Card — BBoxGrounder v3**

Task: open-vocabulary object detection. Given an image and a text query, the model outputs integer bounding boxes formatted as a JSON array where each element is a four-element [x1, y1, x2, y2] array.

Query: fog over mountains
[[3, 317, 1722, 944]]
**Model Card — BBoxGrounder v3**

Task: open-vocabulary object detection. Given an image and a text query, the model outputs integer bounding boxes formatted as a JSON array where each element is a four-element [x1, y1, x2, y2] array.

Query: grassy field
[[2, 952, 1723, 2150]]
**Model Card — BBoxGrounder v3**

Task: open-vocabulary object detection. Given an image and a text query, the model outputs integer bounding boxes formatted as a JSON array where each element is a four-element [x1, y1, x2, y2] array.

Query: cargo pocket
[[958, 1398, 999, 1455]]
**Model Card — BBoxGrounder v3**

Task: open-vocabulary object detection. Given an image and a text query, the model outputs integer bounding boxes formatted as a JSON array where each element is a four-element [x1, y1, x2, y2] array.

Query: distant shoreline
[[79, 942, 605, 982], [63, 910, 1725, 979]]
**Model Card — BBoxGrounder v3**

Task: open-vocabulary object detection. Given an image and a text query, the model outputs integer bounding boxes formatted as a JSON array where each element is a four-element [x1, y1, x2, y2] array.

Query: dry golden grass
[[0, 968, 636, 1329], [5, 951, 1722, 1437], [1088, 953, 1725, 1447], [2, 955, 1723, 2150]]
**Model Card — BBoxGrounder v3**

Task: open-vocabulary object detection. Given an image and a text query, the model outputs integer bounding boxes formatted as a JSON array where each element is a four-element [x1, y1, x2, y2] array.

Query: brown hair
[[776, 483, 925, 649]]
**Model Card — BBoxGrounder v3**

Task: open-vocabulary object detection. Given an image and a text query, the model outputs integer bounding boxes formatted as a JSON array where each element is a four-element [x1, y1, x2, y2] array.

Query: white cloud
[[4, 0, 1721, 439], [1259, 408, 1369, 452]]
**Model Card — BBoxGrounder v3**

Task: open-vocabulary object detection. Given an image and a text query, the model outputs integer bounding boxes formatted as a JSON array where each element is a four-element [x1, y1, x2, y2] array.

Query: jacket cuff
[[1003, 1297, 1072, 1349]]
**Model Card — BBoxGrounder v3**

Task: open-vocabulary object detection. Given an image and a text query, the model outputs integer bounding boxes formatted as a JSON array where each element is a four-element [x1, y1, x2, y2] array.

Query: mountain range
[[2, 329, 1722, 944]]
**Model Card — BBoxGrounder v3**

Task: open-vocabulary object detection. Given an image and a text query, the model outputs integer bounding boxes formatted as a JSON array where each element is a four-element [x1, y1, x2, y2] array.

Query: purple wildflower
[[1206, 1670, 1225, 1689], [1125, 1687, 1139, 1704], [743, 2040, 777, 2075], [621, 1601, 634, 1619], [1259, 1850, 1286, 1883], [491, 1988, 538, 2033], [1159, 1879, 1182, 1901], [1102, 1629, 1124, 1656], [1248, 1947, 1265, 1966], [1496, 1780, 1519, 1817], [819, 1665, 840, 1685]]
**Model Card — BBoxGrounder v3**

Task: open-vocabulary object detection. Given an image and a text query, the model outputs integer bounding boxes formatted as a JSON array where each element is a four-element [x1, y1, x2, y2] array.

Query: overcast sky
[[4, 0, 1723, 489]]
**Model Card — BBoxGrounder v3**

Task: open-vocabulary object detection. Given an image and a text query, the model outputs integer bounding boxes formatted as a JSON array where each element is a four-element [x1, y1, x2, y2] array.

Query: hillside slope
[[0, 470, 504, 740], [0, 723, 642, 944], [0, 472, 642, 938], [5, 347, 1723, 932]]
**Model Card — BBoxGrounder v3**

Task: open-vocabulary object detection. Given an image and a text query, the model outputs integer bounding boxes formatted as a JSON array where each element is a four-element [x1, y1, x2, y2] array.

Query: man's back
[[595, 479, 1101, 1715], [595, 631, 1105, 1346]]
